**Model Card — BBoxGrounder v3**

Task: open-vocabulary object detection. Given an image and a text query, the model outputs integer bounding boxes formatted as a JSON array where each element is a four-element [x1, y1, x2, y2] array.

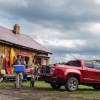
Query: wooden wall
[[0, 44, 37, 72], [0, 43, 50, 74]]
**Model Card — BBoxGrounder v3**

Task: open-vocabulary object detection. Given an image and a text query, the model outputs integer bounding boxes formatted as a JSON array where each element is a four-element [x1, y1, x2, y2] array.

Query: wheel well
[[67, 74, 80, 83]]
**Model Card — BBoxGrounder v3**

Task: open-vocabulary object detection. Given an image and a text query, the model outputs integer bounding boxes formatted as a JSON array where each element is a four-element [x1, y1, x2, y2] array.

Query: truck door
[[93, 62, 100, 82], [83, 61, 95, 83]]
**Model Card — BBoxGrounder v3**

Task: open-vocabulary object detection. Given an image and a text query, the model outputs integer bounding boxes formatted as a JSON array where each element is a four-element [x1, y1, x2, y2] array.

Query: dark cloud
[[46, 42, 100, 55], [0, 0, 100, 63], [0, 0, 100, 24]]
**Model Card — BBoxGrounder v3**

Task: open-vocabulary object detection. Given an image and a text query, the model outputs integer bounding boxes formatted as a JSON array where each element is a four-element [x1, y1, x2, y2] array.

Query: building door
[[35, 58, 41, 65], [25, 56, 29, 68]]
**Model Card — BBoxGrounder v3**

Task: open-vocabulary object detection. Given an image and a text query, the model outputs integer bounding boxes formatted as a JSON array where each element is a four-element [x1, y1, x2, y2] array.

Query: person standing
[[30, 69, 35, 87], [21, 56, 26, 65], [21, 56, 28, 79], [30, 59, 35, 87], [13, 55, 23, 88]]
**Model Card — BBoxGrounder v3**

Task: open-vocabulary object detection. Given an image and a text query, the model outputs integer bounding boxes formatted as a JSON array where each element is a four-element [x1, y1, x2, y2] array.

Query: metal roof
[[0, 26, 51, 54]]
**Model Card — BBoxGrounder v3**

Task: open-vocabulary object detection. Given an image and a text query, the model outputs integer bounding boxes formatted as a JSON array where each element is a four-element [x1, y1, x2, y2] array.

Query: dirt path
[[0, 86, 99, 100], [0, 94, 21, 100], [0, 86, 72, 100]]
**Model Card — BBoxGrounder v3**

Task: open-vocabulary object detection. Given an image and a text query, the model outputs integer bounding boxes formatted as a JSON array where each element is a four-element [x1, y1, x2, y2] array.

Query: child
[[30, 68, 36, 87], [30, 74, 35, 87]]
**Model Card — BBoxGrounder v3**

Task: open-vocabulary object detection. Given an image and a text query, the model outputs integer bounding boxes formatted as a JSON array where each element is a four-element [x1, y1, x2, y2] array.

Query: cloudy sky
[[0, 0, 100, 63]]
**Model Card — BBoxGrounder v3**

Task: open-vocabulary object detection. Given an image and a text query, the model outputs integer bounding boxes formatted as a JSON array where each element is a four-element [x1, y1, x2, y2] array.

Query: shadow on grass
[[33, 86, 96, 92], [33, 86, 66, 92], [32, 86, 99, 92], [78, 88, 99, 92]]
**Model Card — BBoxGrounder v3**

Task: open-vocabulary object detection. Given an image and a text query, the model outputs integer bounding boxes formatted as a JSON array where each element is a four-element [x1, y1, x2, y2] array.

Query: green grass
[[26, 81, 100, 99], [0, 81, 100, 100], [23, 81, 51, 88]]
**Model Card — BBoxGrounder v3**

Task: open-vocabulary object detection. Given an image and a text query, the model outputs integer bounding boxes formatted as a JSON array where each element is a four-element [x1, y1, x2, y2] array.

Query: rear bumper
[[40, 74, 58, 83], [48, 76, 58, 82]]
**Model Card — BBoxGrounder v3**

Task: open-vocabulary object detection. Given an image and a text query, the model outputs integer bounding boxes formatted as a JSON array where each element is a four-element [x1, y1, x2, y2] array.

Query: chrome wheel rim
[[69, 79, 77, 91]]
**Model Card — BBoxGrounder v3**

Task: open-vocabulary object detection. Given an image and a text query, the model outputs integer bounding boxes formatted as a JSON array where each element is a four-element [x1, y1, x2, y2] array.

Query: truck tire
[[92, 86, 100, 90], [50, 83, 61, 89], [65, 77, 79, 92]]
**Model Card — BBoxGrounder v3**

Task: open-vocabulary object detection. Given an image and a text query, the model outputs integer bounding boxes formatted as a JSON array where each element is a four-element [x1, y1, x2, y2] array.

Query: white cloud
[[65, 53, 99, 61], [80, 23, 100, 35], [17, 0, 28, 7], [44, 0, 69, 8], [0, 0, 100, 63], [37, 39, 86, 48], [94, 0, 100, 4], [89, 23, 100, 34]]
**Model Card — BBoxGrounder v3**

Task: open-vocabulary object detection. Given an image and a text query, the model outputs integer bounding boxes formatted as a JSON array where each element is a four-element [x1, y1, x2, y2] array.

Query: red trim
[[20, 50, 30, 56]]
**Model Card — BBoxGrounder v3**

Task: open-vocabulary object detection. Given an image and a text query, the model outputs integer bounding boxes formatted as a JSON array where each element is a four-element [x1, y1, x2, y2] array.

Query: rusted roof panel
[[0, 26, 51, 53]]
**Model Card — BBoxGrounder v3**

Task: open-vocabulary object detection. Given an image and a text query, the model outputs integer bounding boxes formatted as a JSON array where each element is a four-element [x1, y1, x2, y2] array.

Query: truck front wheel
[[50, 83, 61, 89], [65, 77, 79, 92]]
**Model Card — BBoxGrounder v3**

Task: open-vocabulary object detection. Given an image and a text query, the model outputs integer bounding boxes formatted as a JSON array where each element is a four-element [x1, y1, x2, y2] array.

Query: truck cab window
[[94, 62, 100, 70], [84, 61, 94, 69], [65, 61, 81, 67]]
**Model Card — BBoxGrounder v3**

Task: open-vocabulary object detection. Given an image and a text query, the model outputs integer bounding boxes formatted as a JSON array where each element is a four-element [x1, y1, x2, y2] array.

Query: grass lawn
[[0, 81, 99, 100]]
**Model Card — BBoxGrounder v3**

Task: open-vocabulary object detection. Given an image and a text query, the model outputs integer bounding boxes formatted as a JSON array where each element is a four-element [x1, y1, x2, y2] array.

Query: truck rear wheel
[[92, 85, 100, 90], [50, 83, 61, 89], [65, 77, 79, 92]]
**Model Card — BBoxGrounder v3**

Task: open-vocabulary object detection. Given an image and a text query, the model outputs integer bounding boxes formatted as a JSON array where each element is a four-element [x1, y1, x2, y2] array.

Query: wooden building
[[0, 24, 51, 74]]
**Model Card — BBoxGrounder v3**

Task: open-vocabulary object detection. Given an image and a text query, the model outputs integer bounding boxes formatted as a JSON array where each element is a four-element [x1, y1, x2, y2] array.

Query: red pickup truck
[[41, 60, 100, 92]]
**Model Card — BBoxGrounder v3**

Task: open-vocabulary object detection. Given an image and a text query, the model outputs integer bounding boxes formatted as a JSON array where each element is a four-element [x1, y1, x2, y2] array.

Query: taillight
[[50, 64, 58, 75], [50, 68, 54, 75]]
